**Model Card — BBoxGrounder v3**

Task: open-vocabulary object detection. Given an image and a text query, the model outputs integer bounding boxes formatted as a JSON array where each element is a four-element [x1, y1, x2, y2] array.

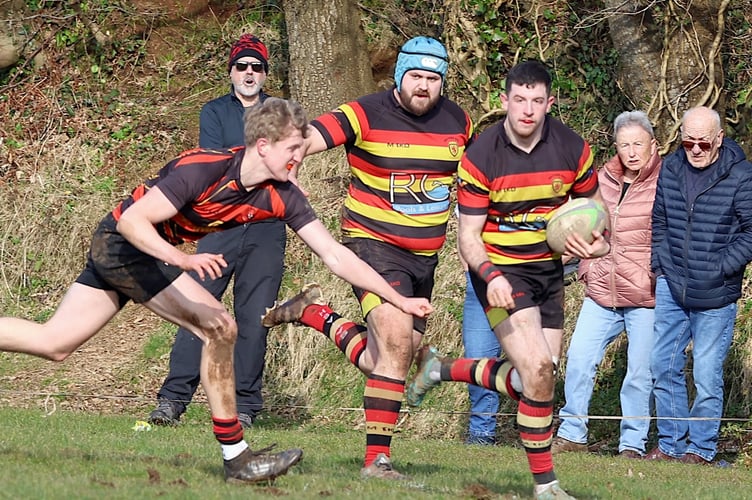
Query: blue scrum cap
[[393, 36, 448, 92]]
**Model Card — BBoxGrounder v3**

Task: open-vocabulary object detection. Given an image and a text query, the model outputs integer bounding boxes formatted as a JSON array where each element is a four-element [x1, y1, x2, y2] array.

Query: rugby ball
[[546, 198, 608, 254]]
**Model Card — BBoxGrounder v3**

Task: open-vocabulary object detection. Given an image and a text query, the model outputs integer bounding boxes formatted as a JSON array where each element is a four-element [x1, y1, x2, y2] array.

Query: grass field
[[1, 407, 749, 499], [2, 5, 752, 499]]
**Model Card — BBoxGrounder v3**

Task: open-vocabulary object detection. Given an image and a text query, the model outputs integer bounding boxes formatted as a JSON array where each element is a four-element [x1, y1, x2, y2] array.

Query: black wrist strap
[[477, 260, 502, 284]]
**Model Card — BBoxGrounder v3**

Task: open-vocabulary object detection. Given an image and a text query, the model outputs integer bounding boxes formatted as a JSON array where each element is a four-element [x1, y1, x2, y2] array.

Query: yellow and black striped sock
[[363, 374, 404, 466], [324, 315, 368, 368], [299, 305, 368, 370], [439, 357, 521, 400], [517, 396, 556, 485]]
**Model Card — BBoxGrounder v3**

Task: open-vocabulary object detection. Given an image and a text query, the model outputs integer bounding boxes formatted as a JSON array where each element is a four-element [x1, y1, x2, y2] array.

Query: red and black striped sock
[[363, 374, 404, 466], [299, 303, 334, 331], [517, 396, 556, 485], [212, 416, 244, 445], [440, 357, 521, 401], [300, 305, 367, 369]]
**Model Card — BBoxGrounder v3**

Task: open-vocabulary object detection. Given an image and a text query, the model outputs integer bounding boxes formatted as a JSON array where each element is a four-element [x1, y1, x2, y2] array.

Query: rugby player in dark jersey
[[262, 36, 474, 480], [0, 98, 432, 485], [407, 60, 609, 500], [149, 34, 281, 430]]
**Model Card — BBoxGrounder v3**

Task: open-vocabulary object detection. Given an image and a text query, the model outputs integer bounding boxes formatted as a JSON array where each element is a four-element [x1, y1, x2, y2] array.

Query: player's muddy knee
[[535, 358, 556, 388], [205, 312, 237, 344]]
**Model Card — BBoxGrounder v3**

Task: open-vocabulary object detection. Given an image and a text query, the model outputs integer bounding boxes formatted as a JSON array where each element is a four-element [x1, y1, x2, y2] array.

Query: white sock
[[534, 480, 559, 494], [429, 364, 441, 382], [222, 440, 249, 460], [510, 367, 523, 392]]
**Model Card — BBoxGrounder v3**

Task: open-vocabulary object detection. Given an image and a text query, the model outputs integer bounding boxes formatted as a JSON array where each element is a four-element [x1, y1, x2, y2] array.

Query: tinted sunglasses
[[681, 139, 713, 152], [234, 61, 265, 73]]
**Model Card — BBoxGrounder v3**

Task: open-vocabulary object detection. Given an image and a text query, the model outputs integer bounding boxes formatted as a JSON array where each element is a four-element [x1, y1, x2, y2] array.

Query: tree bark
[[0, 34, 19, 69], [606, 0, 727, 148], [283, 0, 377, 118]]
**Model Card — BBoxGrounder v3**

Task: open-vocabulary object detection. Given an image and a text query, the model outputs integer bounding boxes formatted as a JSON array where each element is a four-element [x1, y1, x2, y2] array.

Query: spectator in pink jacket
[[552, 110, 661, 458]]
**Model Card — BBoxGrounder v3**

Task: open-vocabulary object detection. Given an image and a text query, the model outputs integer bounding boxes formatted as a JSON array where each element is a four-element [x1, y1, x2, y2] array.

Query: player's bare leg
[[358, 303, 415, 480], [0, 283, 121, 360], [494, 309, 573, 499], [407, 306, 574, 498], [263, 283, 421, 479], [145, 274, 303, 483]]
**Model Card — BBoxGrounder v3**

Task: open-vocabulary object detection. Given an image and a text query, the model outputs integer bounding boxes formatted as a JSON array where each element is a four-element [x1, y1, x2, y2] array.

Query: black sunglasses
[[681, 139, 713, 152], [233, 61, 265, 73]]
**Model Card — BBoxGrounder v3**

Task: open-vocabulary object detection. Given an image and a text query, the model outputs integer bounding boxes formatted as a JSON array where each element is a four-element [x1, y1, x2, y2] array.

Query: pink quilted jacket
[[578, 151, 661, 307]]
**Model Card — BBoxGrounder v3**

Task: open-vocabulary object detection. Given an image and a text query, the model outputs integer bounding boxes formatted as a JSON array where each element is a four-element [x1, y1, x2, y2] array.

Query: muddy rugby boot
[[406, 345, 444, 407], [261, 283, 326, 327], [535, 481, 577, 500], [224, 446, 303, 484], [360, 453, 407, 480]]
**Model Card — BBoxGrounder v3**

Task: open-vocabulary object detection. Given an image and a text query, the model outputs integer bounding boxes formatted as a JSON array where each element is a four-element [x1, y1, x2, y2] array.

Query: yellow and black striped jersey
[[311, 90, 475, 256], [458, 116, 597, 265]]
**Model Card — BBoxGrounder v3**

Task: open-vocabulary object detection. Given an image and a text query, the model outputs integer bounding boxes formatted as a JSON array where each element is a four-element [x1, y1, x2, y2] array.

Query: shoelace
[[249, 443, 278, 456]]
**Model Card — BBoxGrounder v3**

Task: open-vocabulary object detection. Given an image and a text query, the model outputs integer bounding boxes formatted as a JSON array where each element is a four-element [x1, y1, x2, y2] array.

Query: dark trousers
[[156, 219, 286, 417]]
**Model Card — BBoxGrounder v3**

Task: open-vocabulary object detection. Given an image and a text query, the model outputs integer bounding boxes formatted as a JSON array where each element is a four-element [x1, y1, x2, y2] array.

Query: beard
[[236, 82, 262, 99], [398, 88, 440, 116]]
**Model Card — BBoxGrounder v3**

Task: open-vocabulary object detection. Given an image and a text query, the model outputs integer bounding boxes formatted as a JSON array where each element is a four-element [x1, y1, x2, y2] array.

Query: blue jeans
[[651, 276, 736, 461], [557, 297, 655, 453], [462, 272, 501, 440]]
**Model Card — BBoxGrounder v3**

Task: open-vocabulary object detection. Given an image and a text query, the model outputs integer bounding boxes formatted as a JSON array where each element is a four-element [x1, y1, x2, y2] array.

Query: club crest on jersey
[[551, 177, 564, 193], [448, 141, 459, 157]]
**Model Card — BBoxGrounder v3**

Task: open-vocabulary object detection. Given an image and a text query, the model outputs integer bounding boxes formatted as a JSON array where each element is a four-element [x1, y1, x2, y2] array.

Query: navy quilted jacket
[[651, 138, 752, 308], [198, 89, 269, 148]]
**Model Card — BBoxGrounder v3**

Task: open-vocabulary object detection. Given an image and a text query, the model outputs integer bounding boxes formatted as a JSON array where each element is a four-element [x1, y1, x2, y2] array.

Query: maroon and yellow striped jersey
[[111, 148, 316, 245], [458, 116, 597, 265], [310, 89, 475, 256]]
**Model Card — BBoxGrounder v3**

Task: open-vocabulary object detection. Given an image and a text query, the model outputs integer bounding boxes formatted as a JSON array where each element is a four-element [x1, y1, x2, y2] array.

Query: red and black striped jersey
[[310, 89, 475, 256], [458, 116, 597, 265], [111, 148, 316, 245]]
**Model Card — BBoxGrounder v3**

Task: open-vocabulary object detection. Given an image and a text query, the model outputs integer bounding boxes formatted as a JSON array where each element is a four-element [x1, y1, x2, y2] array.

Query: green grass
[[0, 408, 750, 499], [142, 321, 179, 360]]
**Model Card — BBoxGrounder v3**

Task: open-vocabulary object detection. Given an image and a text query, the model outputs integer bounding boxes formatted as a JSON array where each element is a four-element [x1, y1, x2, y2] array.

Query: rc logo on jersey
[[390, 173, 451, 216], [448, 140, 459, 157]]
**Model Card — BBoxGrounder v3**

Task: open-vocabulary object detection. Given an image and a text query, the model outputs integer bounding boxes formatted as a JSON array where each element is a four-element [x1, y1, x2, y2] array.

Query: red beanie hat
[[228, 34, 269, 73]]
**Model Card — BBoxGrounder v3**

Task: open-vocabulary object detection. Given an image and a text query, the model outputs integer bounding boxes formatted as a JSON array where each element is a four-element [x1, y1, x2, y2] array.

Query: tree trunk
[[283, 0, 377, 118], [606, 0, 727, 149], [0, 34, 19, 69]]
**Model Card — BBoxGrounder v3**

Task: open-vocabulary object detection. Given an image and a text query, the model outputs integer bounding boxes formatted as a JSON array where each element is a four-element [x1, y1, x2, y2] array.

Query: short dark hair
[[505, 59, 552, 95]]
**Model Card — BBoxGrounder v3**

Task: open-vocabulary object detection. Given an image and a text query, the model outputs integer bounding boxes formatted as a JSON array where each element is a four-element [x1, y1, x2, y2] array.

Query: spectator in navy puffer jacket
[[647, 106, 752, 465]]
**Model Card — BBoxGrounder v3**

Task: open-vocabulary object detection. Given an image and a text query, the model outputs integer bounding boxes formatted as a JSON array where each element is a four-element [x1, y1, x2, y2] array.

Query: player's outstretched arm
[[295, 219, 433, 318]]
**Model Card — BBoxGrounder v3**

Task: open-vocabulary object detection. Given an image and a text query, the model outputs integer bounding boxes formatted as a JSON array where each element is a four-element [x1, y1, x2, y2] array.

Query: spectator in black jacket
[[148, 34, 281, 428], [647, 106, 752, 465]]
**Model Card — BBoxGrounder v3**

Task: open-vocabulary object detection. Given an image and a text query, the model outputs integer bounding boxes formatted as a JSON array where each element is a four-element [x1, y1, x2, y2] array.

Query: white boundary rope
[[2, 389, 751, 424]]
